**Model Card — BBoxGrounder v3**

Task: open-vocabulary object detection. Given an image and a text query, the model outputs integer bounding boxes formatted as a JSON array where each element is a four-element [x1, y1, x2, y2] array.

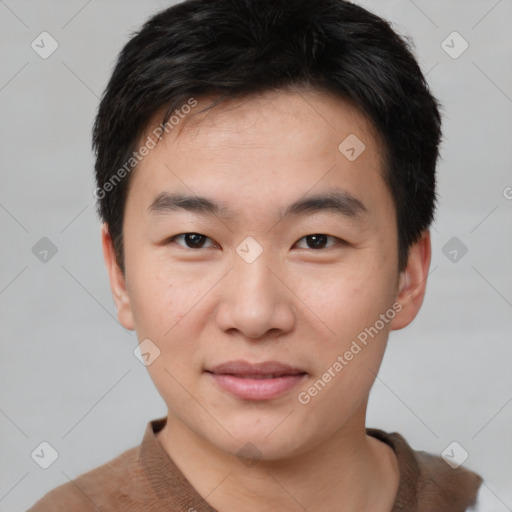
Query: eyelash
[[166, 233, 345, 250]]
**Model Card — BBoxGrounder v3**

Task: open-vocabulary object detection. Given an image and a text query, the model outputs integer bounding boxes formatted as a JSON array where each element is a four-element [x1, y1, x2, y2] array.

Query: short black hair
[[93, 0, 442, 273]]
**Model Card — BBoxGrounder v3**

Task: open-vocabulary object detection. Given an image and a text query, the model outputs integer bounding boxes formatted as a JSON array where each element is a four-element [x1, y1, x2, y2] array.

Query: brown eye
[[172, 233, 217, 249], [295, 234, 339, 250]]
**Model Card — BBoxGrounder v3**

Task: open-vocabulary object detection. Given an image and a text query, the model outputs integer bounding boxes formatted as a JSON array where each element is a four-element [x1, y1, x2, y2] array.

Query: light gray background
[[1, 0, 511, 510]]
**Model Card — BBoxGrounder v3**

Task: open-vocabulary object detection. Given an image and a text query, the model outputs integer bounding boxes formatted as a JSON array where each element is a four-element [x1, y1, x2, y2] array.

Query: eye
[[295, 234, 342, 250], [169, 233, 218, 249], [166, 233, 343, 250]]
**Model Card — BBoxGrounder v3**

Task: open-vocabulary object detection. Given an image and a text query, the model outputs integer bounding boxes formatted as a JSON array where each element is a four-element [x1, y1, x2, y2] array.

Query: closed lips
[[215, 373, 306, 379], [206, 360, 307, 378]]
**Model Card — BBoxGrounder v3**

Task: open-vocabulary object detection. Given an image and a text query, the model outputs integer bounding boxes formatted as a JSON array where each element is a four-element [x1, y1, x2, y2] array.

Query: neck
[[157, 409, 399, 512]]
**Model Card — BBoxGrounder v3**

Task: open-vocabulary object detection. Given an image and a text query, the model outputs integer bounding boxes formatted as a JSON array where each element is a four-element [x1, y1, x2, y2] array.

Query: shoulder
[[367, 428, 483, 512], [414, 449, 483, 511], [27, 445, 148, 512]]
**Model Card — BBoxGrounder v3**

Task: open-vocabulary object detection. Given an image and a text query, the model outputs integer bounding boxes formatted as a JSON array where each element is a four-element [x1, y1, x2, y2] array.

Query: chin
[[211, 419, 315, 462]]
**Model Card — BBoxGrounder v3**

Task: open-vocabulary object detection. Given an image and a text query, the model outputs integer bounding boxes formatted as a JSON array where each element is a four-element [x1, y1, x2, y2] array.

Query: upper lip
[[206, 360, 307, 377]]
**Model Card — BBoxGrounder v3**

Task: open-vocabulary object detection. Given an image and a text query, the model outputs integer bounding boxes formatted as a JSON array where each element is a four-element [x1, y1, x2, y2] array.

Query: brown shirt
[[28, 417, 483, 511]]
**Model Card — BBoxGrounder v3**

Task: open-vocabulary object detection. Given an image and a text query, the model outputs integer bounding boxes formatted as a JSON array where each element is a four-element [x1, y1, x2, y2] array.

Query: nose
[[215, 253, 296, 340]]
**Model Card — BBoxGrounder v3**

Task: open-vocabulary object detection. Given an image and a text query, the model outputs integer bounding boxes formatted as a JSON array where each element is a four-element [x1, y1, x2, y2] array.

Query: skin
[[102, 89, 431, 512]]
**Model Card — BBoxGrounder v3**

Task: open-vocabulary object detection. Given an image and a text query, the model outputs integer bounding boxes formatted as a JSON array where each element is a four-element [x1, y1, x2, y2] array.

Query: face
[[103, 89, 430, 460]]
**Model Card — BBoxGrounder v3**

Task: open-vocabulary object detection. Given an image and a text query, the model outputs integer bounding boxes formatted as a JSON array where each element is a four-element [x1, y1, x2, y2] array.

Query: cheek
[[126, 260, 217, 385], [126, 261, 191, 340], [295, 261, 397, 408], [296, 277, 394, 427], [128, 266, 206, 405], [294, 261, 396, 343]]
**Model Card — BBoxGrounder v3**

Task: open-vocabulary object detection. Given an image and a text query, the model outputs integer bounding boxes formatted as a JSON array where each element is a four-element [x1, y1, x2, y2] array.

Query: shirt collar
[[139, 417, 415, 511], [139, 416, 218, 510]]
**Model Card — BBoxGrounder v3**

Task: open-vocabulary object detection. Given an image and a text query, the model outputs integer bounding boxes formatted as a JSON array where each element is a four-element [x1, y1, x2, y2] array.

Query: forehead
[[127, 89, 391, 224], [149, 90, 382, 158]]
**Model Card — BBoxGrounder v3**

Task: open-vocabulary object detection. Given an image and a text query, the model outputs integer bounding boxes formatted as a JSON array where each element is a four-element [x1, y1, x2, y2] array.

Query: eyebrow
[[148, 190, 367, 221]]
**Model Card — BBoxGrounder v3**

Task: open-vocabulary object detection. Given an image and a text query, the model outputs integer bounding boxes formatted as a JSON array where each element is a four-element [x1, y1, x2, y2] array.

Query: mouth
[[205, 360, 308, 400]]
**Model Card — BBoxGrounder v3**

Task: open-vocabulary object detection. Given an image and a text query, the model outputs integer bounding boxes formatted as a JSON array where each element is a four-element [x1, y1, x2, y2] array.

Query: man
[[29, 0, 483, 510]]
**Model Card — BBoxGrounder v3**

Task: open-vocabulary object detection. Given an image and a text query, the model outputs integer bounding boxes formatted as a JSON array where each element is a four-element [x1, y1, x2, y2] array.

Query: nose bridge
[[232, 241, 277, 306], [216, 245, 295, 338], [233, 251, 274, 301], [232, 233, 277, 294]]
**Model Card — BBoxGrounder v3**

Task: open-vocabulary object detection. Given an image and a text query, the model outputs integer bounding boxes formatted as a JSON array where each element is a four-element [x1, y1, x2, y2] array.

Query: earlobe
[[101, 224, 135, 330], [390, 230, 431, 331]]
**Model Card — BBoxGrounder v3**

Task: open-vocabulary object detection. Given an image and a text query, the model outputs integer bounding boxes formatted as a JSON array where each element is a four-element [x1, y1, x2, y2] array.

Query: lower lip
[[207, 373, 307, 400]]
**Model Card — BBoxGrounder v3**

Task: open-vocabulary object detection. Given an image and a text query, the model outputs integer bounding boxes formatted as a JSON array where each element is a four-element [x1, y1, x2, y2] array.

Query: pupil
[[308, 234, 327, 249], [186, 233, 204, 247]]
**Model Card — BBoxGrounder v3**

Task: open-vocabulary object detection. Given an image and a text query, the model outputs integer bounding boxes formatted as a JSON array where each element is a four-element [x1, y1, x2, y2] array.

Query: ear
[[101, 224, 135, 330], [389, 230, 431, 331]]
